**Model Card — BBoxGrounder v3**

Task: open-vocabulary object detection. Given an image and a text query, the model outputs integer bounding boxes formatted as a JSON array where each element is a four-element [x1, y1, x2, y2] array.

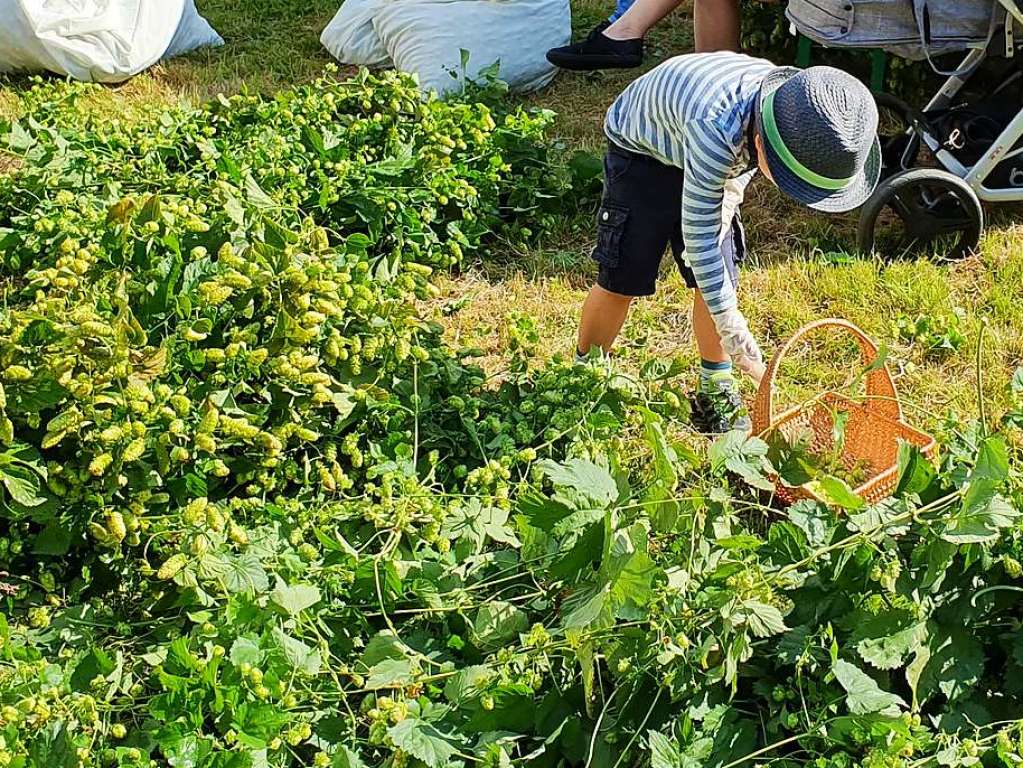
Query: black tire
[[857, 168, 984, 261]]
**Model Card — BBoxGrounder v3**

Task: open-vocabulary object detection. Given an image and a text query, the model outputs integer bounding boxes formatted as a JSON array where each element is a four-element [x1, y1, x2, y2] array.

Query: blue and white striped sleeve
[[680, 119, 742, 316]]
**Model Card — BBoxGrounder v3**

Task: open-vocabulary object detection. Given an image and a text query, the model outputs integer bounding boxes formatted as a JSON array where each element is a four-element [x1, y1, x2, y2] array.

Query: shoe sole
[[546, 53, 643, 71]]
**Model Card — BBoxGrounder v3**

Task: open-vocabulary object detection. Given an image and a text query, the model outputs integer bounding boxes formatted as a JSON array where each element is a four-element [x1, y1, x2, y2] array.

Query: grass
[[2, 0, 1022, 435]]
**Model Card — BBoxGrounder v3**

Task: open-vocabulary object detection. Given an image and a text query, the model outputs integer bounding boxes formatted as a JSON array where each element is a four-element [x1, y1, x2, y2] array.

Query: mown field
[[1, 2, 1023, 768]]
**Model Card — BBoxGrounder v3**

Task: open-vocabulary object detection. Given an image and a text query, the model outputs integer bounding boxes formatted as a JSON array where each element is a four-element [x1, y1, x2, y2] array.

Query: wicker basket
[[751, 319, 937, 506]]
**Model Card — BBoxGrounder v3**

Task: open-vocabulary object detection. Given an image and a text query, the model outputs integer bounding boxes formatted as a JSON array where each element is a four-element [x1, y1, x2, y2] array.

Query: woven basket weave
[[751, 319, 937, 506]]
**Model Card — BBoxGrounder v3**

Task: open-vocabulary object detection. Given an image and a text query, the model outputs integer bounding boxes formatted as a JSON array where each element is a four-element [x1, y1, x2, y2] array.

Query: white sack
[[0, 0, 223, 83], [320, 0, 390, 68], [373, 0, 570, 95], [164, 0, 225, 60]]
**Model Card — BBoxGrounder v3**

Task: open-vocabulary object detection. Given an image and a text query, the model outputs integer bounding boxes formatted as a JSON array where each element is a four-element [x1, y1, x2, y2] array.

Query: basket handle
[[751, 319, 901, 434]]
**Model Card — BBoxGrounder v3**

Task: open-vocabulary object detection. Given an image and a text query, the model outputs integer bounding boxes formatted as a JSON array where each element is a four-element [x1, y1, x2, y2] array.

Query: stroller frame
[[853, 0, 1023, 258], [906, 0, 1023, 203]]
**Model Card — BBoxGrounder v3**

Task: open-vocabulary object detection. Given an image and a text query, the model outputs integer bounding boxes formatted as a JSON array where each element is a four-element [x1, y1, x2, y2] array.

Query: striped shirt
[[605, 52, 776, 316]]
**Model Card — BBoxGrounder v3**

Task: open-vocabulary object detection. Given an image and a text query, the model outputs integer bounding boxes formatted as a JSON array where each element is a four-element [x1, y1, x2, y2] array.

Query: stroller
[[787, 0, 1023, 259]]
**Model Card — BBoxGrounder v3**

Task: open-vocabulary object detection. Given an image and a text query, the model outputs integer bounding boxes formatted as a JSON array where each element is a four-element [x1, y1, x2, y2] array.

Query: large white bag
[[320, 0, 390, 68], [164, 0, 224, 61], [321, 0, 569, 96], [0, 0, 223, 83]]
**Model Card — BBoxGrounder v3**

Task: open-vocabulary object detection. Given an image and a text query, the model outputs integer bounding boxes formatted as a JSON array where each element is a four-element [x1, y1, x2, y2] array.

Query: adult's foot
[[546, 21, 644, 71]]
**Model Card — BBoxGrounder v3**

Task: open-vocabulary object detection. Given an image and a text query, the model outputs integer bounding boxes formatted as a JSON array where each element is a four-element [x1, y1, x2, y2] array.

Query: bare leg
[[694, 0, 741, 52], [604, 0, 683, 40], [604, 0, 740, 48], [692, 290, 728, 364], [577, 285, 634, 354]]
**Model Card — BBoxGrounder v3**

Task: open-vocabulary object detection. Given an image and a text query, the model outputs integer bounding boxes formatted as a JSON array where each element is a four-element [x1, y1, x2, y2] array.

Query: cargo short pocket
[[591, 204, 628, 269]]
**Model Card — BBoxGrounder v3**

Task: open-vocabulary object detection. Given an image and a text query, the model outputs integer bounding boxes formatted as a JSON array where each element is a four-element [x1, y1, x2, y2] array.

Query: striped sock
[[699, 359, 734, 392]]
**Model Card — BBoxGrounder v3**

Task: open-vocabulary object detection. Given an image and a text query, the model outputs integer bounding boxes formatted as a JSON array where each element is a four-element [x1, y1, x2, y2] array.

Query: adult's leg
[[577, 285, 634, 355], [604, 0, 683, 40], [604, 0, 740, 46], [608, 0, 636, 23], [693, 0, 740, 52]]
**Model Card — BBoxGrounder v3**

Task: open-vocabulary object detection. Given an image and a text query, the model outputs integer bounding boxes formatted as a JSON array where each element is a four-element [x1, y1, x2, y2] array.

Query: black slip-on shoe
[[546, 22, 644, 71]]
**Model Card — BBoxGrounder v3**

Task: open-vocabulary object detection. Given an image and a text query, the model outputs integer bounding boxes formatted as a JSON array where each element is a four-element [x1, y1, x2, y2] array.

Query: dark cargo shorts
[[591, 142, 746, 297]]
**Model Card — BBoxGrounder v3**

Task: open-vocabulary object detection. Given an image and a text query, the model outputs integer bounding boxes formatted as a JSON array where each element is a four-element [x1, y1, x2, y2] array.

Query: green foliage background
[[0, 62, 1021, 768]]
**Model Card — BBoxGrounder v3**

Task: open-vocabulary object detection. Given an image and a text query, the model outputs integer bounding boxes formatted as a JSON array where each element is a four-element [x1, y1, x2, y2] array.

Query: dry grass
[[1, 0, 1021, 432]]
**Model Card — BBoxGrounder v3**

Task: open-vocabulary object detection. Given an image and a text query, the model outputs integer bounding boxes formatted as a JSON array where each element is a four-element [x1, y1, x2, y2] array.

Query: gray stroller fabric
[[787, 0, 1001, 66]]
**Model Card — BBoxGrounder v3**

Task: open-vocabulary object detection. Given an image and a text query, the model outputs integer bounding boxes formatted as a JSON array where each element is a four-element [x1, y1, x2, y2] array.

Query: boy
[[576, 53, 882, 433]]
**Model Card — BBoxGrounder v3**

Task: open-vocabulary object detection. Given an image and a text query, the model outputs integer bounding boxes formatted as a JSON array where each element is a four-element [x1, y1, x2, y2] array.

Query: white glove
[[713, 308, 764, 379]]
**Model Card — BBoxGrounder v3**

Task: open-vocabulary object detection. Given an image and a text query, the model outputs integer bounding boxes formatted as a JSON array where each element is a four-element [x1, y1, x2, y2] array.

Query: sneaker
[[691, 373, 752, 435], [546, 21, 644, 71]]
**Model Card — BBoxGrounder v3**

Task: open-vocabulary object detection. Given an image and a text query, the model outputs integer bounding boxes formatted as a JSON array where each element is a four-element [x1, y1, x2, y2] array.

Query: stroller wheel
[[857, 168, 984, 261]]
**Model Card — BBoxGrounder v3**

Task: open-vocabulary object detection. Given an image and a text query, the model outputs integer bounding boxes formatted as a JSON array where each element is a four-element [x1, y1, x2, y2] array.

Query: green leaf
[[229, 637, 262, 668], [387, 719, 458, 768], [972, 436, 1009, 485], [0, 465, 46, 507], [162, 730, 206, 768], [786, 501, 834, 547], [243, 173, 277, 210], [443, 499, 519, 552], [332, 746, 367, 768], [737, 600, 788, 638], [538, 457, 618, 509], [221, 552, 269, 594], [917, 629, 984, 703], [708, 430, 746, 472], [847, 498, 911, 536], [854, 614, 926, 671], [895, 441, 936, 498], [648, 730, 680, 768], [726, 441, 775, 491], [272, 628, 321, 676], [942, 493, 1019, 544], [905, 638, 932, 711], [549, 521, 604, 582], [33, 522, 73, 555], [1012, 367, 1023, 394], [27, 722, 75, 768], [641, 408, 682, 530], [562, 584, 610, 630], [364, 658, 414, 690], [7, 120, 36, 152], [472, 600, 528, 649], [808, 476, 865, 510], [833, 659, 905, 715], [270, 579, 321, 617], [443, 665, 494, 704], [516, 489, 574, 533], [710, 433, 775, 490], [360, 632, 407, 668], [568, 150, 604, 183]]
